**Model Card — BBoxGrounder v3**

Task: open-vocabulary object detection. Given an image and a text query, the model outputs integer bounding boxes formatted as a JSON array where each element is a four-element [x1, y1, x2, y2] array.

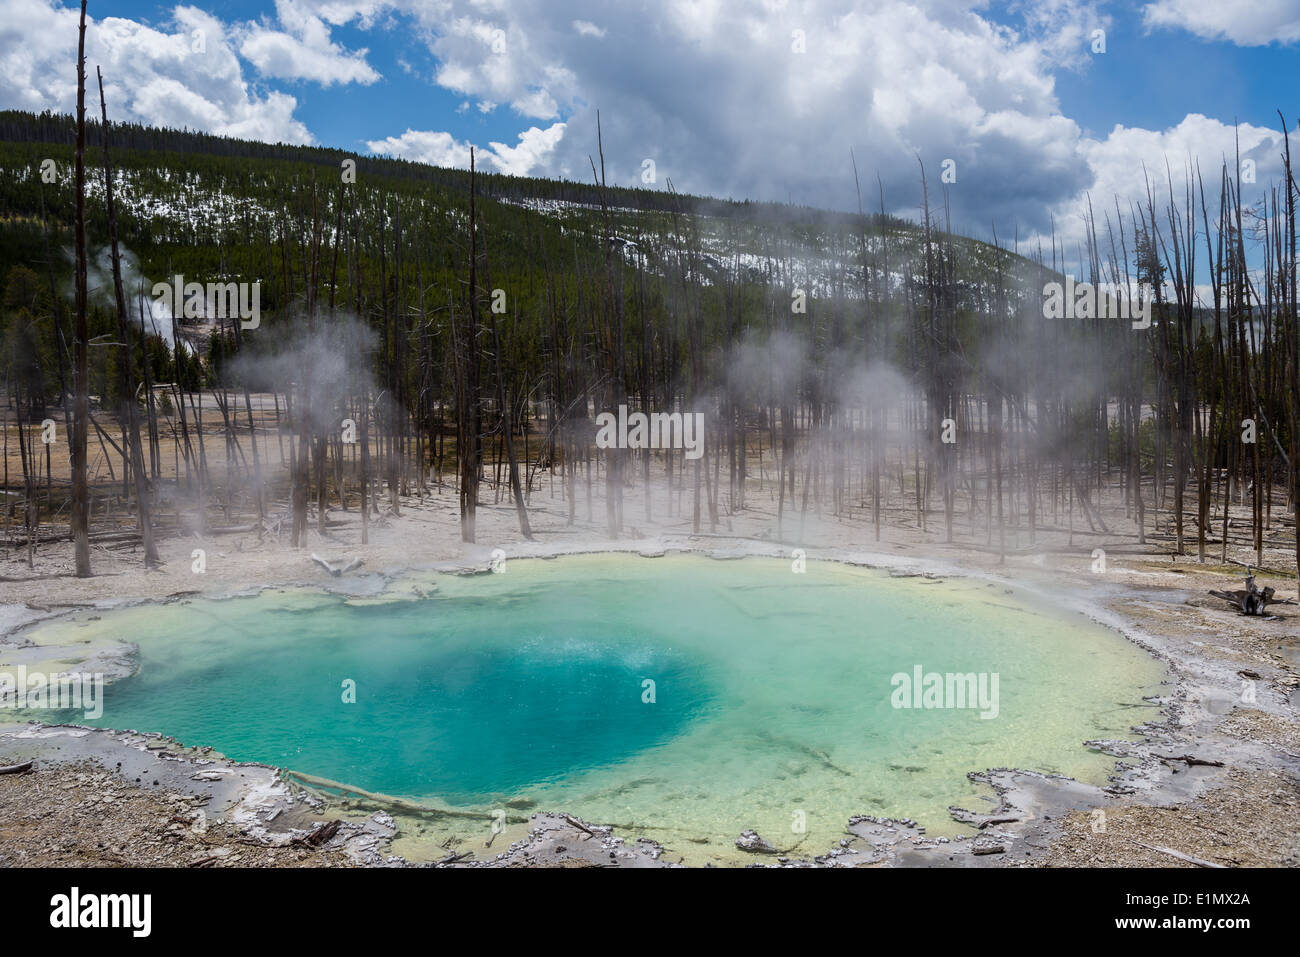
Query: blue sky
[[2, 0, 1298, 246], [1046, 5, 1296, 137], [74, 0, 531, 153]]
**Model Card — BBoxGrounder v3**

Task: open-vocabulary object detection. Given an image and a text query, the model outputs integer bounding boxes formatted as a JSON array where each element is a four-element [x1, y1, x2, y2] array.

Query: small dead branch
[[563, 814, 595, 836], [1128, 839, 1225, 868], [292, 819, 342, 847]]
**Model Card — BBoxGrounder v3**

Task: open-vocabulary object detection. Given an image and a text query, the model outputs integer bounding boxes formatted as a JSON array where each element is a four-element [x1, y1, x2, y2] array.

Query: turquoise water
[[26, 554, 1166, 862], [69, 601, 711, 802]]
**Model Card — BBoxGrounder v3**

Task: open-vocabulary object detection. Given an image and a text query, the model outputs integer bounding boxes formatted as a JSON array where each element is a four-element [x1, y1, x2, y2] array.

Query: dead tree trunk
[[70, 0, 91, 577], [97, 67, 158, 568]]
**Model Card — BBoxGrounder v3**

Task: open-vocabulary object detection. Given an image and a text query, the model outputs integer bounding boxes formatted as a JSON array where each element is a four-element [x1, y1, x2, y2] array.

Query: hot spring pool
[[23, 553, 1166, 863]]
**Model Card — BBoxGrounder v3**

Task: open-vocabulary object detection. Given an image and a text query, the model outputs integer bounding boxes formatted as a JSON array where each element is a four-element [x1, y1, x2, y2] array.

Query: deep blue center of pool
[[90, 600, 711, 803]]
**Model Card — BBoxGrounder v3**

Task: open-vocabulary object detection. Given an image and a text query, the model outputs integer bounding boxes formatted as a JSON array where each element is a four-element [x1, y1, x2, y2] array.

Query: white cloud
[[1043, 112, 1295, 270], [238, 0, 381, 86], [487, 122, 567, 175], [299, 0, 392, 29], [511, 87, 559, 119], [1004, 0, 1111, 69], [366, 121, 566, 176], [366, 128, 473, 168], [383, 0, 1107, 231], [0, 0, 313, 143], [1143, 0, 1300, 46], [2, 0, 1117, 227]]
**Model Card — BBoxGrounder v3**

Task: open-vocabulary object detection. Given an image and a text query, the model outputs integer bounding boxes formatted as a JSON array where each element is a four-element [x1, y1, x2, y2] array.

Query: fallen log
[[978, 816, 1022, 829], [1156, 754, 1224, 767], [1209, 567, 1279, 615], [1129, 839, 1225, 869], [4, 529, 142, 548], [0, 760, 34, 775]]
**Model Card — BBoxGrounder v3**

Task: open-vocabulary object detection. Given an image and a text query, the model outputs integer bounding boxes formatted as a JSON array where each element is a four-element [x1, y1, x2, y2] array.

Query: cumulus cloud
[[238, 0, 381, 86], [511, 87, 559, 120], [1038, 112, 1297, 282], [487, 122, 567, 175], [371, 0, 1112, 233], [0, 0, 313, 143], [1142, 0, 1300, 46], [1009, 0, 1111, 68], [365, 128, 472, 167], [366, 121, 566, 176], [367, 0, 1297, 250]]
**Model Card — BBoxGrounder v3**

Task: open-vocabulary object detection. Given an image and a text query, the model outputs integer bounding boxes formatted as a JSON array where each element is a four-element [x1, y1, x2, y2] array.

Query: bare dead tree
[[97, 66, 158, 567], [70, 0, 91, 577]]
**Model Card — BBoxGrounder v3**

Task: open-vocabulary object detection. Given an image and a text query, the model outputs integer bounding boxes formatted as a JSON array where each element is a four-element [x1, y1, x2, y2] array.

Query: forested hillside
[[1, 104, 1297, 582]]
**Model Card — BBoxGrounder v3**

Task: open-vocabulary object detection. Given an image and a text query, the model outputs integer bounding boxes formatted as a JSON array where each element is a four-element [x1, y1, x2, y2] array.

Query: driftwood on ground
[[293, 819, 341, 847], [1128, 839, 1225, 868], [1156, 754, 1225, 767], [310, 553, 364, 577], [1208, 569, 1280, 616]]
